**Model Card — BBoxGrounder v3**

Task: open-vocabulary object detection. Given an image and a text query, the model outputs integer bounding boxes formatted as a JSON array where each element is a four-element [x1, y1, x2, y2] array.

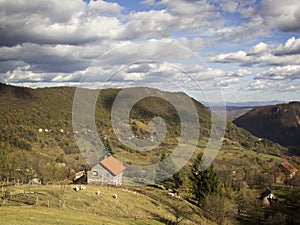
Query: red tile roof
[[99, 156, 126, 176], [281, 161, 297, 174]]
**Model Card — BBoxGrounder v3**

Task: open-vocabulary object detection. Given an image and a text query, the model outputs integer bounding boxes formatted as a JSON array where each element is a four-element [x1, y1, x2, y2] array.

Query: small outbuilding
[[280, 161, 298, 179], [259, 187, 277, 207], [87, 156, 126, 186]]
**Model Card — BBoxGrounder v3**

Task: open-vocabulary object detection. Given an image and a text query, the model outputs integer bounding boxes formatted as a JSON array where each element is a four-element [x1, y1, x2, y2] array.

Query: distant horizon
[[2, 81, 297, 106]]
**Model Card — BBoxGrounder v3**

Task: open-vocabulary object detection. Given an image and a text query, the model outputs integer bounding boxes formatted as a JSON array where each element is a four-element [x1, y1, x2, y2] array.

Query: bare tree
[[167, 203, 192, 225]]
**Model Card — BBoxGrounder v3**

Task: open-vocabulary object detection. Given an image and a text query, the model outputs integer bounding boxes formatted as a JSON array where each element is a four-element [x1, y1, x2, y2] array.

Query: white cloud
[[256, 65, 300, 80], [220, 1, 239, 13], [245, 79, 297, 91], [248, 42, 269, 55], [215, 69, 252, 87], [258, 0, 300, 32], [0, 0, 220, 47], [1, 65, 50, 83], [0, 0, 123, 45], [274, 37, 300, 56], [0, 43, 90, 73], [87, 0, 124, 16], [225, 69, 252, 77], [210, 50, 248, 63], [218, 77, 240, 87], [155, 0, 219, 32], [141, 0, 156, 5], [207, 0, 300, 43], [118, 0, 220, 41], [210, 37, 300, 66], [117, 10, 176, 39]]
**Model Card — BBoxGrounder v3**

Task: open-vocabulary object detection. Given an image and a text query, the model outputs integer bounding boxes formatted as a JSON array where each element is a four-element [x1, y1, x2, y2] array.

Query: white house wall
[[87, 164, 123, 185]]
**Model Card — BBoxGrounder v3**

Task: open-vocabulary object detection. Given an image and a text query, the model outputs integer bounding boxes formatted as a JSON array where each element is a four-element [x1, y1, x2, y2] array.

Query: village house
[[87, 156, 126, 186], [259, 187, 277, 207], [272, 161, 298, 183], [280, 161, 298, 179]]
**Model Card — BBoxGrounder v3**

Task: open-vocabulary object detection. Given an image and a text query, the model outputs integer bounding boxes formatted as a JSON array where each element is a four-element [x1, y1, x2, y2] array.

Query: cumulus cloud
[[220, 0, 239, 14], [87, 0, 124, 16], [0, 43, 95, 73], [210, 37, 300, 66], [0, 0, 220, 46], [258, 0, 300, 33], [273, 37, 300, 56], [215, 69, 252, 87], [225, 69, 252, 77], [210, 50, 248, 64], [248, 42, 269, 55], [207, 0, 300, 43], [256, 65, 300, 81], [156, 0, 219, 31], [1, 65, 53, 83], [0, 0, 123, 46], [117, 10, 177, 40], [245, 79, 297, 91]]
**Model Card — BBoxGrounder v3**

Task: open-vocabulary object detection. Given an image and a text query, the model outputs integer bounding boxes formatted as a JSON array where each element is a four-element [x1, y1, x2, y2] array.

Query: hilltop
[[233, 102, 300, 153]]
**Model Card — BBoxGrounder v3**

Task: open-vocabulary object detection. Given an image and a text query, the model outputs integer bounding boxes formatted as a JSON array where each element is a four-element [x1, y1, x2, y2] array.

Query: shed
[[87, 156, 126, 186], [280, 161, 298, 179], [259, 187, 277, 207]]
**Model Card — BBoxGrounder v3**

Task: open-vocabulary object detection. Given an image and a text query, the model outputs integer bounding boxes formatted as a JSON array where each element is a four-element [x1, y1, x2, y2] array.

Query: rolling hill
[[0, 83, 289, 179], [233, 102, 300, 153]]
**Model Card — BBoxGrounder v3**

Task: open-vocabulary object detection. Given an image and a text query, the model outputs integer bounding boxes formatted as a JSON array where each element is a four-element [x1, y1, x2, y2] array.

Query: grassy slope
[[0, 184, 212, 225], [0, 207, 162, 225], [0, 206, 162, 225]]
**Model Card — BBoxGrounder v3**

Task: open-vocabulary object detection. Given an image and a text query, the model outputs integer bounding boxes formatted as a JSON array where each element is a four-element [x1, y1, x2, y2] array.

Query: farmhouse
[[87, 156, 126, 186], [259, 187, 277, 207], [280, 161, 298, 179]]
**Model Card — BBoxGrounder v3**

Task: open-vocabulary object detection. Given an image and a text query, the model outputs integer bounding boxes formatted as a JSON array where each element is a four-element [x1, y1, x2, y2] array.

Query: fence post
[[35, 196, 39, 206]]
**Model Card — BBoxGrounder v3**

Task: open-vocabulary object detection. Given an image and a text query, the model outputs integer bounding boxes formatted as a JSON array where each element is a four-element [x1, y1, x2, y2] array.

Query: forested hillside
[[0, 83, 289, 183], [233, 102, 300, 154]]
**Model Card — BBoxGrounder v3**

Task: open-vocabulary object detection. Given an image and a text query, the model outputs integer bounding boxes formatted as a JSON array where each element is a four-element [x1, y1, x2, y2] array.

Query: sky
[[0, 0, 300, 103]]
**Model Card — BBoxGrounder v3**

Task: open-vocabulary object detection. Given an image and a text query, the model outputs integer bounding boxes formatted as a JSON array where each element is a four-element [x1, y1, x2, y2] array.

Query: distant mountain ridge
[[233, 102, 300, 151], [225, 100, 287, 108], [201, 100, 287, 109]]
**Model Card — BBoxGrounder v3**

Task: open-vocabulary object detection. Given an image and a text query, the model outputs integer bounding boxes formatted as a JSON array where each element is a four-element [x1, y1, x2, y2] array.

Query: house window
[[93, 171, 98, 176]]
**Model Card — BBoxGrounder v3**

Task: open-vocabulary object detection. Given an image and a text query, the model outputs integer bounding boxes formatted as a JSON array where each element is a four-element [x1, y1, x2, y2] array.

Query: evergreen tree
[[156, 153, 182, 189], [0, 142, 10, 180], [103, 137, 114, 156], [189, 153, 220, 206], [171, 172, 183, 189], [156, 153, 174, 183]]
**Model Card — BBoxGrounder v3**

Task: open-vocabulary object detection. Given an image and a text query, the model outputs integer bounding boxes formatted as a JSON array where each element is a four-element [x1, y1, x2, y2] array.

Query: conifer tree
[[189, 153, 220, 206], [156, 153, 174, 183], [156, 153, 183, 189], [0, 142, 10, 179], [103, 137, 114, 156]]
